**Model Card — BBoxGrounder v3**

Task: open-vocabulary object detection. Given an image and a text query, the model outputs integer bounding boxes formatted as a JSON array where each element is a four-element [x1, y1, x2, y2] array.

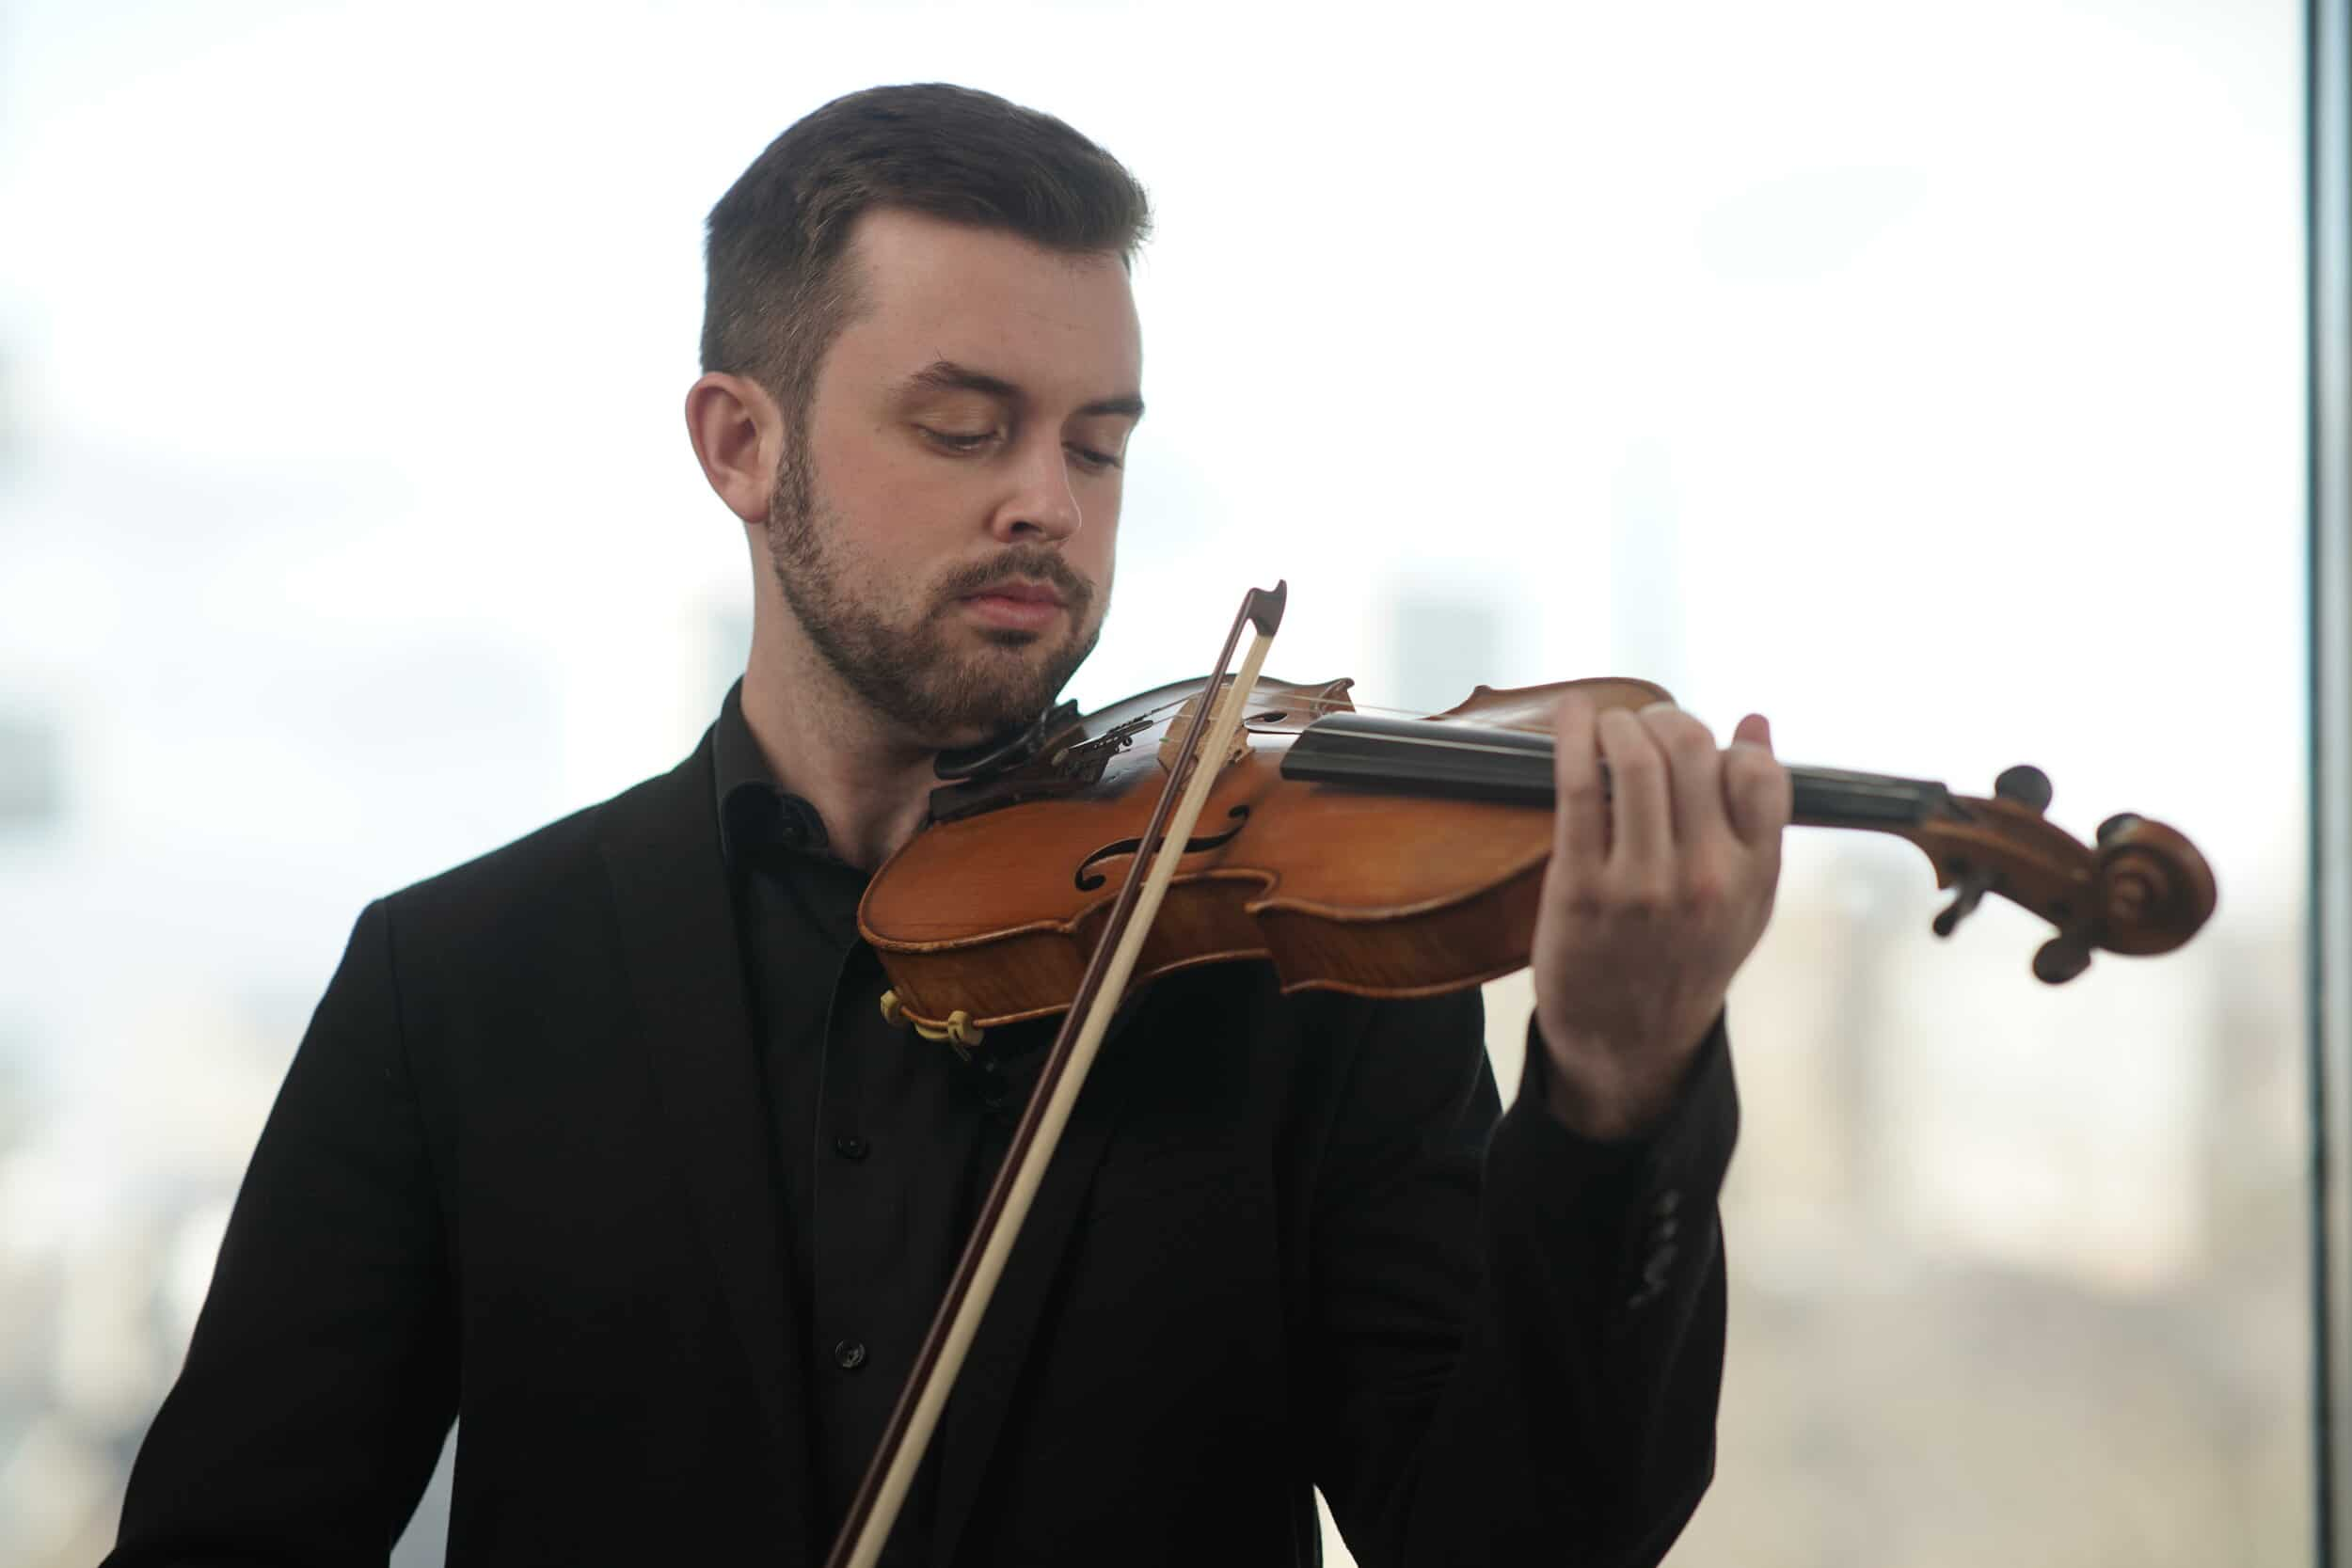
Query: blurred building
[[0, 5, 2312, 1565]]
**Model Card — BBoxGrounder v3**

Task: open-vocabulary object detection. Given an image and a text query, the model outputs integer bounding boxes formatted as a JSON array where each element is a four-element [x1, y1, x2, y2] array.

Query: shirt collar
[[713, 678, 833, 867]]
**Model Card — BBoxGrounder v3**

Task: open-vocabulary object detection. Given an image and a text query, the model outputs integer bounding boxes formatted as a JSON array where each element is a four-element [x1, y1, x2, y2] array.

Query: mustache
[[935, 549, 1094, 610]]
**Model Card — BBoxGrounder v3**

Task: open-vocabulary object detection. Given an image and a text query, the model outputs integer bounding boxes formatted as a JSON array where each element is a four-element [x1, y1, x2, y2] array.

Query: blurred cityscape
[[0, 1, 2313, 1562], [0, 569, 2312, 1568]]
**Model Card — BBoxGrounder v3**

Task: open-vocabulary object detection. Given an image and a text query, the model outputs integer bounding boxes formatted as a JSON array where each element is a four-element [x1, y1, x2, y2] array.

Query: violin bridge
[[1158, 686, 1253, 774]]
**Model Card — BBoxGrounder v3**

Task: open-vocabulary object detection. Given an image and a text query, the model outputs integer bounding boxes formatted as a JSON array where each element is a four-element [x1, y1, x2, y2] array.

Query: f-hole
[[1075, 805, 1252, 891]]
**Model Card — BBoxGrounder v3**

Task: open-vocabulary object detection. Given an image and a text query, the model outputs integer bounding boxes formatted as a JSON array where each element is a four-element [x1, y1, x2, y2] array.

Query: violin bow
[[822, 580, 1290, 1568]]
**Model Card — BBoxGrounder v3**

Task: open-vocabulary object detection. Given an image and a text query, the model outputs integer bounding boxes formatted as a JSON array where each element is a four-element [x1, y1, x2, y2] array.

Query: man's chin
[[879, 612, 1096, 748], [918, 659, 1084, 748]]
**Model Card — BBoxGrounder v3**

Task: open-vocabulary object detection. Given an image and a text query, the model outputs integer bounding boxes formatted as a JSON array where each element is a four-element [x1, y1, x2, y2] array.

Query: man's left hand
[[1531, 695, 1792, 1141]]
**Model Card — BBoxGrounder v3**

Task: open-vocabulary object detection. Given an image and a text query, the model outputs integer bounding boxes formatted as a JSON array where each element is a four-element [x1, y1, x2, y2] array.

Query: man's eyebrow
[[903, 359, 1144, 422], [1080, 392, 1147, 421]]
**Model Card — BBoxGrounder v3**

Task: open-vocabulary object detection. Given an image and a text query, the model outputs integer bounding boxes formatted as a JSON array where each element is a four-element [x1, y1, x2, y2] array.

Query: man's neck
[[737, 642, 943, 873]]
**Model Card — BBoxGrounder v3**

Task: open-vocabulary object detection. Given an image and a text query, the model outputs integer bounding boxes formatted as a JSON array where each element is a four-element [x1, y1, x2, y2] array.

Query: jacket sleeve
[[105, 898, 458, 1567], [1306, 990, 1738, 1568]]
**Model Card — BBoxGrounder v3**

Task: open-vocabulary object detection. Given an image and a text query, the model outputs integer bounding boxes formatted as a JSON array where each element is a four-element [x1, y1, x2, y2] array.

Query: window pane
[[0, 3, 2307, 1563]]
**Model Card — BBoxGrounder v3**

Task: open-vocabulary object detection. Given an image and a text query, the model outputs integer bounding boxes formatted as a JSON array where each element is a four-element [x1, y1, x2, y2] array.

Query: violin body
[[864, 673, 1677, 1031], [860, 672, 2218, 1038]]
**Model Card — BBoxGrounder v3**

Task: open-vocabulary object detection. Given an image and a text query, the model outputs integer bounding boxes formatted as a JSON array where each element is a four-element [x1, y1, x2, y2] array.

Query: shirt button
[[834, 1338, 867, 1371], [834, 1133, 869, 1161]]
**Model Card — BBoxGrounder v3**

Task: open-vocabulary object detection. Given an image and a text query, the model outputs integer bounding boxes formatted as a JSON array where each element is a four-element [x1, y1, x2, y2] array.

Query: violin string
[[1119, 682, 1671, 732], [1248, 715, 1932, 806], [1302, 728, 1555, 760], [1250, 693, 1564, 726], [1156, 687, 1540, 724], [1109, 685, 1941, 810], [1238, 688, 1674, 725]]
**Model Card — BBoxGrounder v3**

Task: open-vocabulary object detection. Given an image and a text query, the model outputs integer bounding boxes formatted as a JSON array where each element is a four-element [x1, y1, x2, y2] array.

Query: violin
[[823, 582, 2217, 1568], [860, 636, 2214, 1051]]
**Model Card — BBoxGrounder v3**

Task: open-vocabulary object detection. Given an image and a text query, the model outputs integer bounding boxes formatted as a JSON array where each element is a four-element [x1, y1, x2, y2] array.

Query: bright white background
[[0, 1, 2312, 1562]]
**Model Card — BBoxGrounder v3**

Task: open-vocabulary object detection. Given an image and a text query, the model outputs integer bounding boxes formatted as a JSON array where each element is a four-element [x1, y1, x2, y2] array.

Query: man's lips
[[961, 580, 1065, 607], [958, 581, 1068, 630]]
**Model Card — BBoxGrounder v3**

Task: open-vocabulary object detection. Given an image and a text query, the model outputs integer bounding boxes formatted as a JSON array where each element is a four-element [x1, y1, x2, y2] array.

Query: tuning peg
[[1933, 863, 1996, 937], [2033, 933, 2093, 985], [2097, 812, 2143, 847], [1994, 765, 2053, 815]]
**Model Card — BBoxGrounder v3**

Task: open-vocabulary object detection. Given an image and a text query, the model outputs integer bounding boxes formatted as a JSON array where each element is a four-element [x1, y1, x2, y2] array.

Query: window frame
[[2308, 0, 2351, 1561]]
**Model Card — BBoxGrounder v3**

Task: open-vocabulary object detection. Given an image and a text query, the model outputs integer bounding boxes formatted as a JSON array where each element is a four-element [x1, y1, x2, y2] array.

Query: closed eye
[[918, 426, 998, 453], [1067, 444, 1124, 473]]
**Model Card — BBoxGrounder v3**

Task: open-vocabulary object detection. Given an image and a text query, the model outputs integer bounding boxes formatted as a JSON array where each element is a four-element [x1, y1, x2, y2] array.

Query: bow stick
[[823, 580, 1289, 1568]]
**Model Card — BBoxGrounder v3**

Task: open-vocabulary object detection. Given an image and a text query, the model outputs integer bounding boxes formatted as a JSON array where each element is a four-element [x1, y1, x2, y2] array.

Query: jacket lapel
[[597, 732, 814, 1560], [928, 997, 1153, 1568]]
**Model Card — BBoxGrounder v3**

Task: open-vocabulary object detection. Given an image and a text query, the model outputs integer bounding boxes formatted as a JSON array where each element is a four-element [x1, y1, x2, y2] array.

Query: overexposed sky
[[0, 6, 2312, 1562], [3, 0, 2302, 818], [0, 0, 2296, 1006], [0, 0, 2306, 1052]]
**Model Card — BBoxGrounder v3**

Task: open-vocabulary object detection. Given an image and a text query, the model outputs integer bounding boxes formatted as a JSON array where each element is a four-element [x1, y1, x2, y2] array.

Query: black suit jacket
[[107, 727, 1739, 1567]]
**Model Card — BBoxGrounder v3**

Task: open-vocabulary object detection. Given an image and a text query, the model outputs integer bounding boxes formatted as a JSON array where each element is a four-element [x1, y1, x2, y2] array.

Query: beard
[[764, 440, 1105, 745]]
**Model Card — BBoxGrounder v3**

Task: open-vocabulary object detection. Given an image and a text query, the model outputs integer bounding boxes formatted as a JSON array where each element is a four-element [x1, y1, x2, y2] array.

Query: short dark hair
[[700, 83, 1152, 420]]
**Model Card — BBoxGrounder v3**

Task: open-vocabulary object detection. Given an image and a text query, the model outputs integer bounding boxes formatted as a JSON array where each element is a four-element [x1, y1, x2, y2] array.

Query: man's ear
[[685, 372, 785, 526]]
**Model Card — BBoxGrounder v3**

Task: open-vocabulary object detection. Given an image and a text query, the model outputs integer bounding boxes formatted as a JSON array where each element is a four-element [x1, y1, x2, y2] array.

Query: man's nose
[[993, 436, 1082, 543]]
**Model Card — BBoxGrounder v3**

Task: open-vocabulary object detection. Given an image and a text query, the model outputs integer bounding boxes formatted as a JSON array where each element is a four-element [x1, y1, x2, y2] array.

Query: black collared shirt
[[712, 682, 1049, 1560]]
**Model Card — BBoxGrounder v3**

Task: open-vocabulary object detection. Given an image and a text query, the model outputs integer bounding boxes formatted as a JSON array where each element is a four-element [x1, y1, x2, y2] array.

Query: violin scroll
[[2081, 814, 2216, 955], [1909, 764, 2217, 984]]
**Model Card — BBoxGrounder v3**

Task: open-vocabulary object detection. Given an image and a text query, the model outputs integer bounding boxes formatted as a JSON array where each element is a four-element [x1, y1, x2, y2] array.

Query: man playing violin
[[108, 84, 1789, 1567]]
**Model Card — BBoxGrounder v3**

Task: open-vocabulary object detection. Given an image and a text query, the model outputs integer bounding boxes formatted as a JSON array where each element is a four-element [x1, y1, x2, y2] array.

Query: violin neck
[[1279, 713, 1957, 832]]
